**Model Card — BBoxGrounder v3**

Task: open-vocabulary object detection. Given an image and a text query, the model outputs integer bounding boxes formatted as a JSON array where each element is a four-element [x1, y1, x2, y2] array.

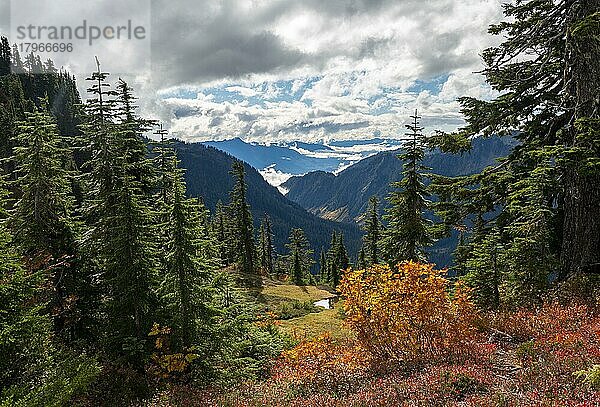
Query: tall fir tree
[[0, 36, 11, 76], [212, 200, 233, 267], [0, 178, 99, 405], [318, 249, 327, 283], [286, 228, 314, 285], [160, 154, 216, 349], [335, 233, 349, 287], [258, 215, 274, 276], [357, 246, 366, 270], [324, 232, 338, 286], [229, 161, 256, 279], [382, 110, 434, 264], [325, 232, 349, 288], [9, 104, 82, 340], [0, 178, 54, 395], [81, 64, 156, 362]]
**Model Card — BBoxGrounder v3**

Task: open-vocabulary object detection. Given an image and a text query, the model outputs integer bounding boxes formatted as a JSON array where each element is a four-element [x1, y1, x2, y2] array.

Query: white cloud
[[57, 0, 506, 143], [226, 85, 258, 97], [259, 165, 295, 192]]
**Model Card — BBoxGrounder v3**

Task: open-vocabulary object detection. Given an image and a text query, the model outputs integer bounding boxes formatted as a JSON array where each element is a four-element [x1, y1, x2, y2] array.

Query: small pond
[[314, 297, 335, 309]]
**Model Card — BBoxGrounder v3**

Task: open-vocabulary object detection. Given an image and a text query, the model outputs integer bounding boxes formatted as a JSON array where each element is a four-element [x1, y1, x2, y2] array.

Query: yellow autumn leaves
[[339, 262, 479, 362]]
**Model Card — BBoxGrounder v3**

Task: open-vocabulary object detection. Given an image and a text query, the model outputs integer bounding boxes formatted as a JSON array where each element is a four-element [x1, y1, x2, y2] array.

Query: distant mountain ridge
[[202, 138, 342, 175], [173, 141, 362, 255], [282, 136, 515, 223], [201, 137, 408, 177], [281, 137, 516, 266]]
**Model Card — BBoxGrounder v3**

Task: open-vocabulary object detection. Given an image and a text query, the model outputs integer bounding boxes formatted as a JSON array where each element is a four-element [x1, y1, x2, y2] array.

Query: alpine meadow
[[0, 0, 599, 406]]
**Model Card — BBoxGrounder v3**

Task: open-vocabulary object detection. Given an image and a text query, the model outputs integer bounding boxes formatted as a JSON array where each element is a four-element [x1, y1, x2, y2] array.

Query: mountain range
[[282, 136, 516, 223], [187, 136, 515, 267], [281, 136, 516, 266], [202, 137, 406, 182], [173, 141, 362, 256]]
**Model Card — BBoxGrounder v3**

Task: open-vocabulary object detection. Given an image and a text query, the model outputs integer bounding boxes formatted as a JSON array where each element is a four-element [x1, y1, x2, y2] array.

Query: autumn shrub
[[487, 302, 592, 341], [147, 323, 198, 383], [486, 302, 600, 405], [272, 333, 372, 396], [339, 262, 480, 364]]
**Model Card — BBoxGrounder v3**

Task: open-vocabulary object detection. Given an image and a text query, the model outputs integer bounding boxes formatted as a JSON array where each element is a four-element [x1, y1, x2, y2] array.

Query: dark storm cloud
[[146, 0, 476, 86], [151, 0, 307, 85]]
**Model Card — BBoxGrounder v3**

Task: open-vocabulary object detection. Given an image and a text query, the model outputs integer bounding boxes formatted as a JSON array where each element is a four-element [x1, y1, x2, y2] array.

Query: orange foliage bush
[[273, 333, 372, 395], [339, 262, 480, 363]]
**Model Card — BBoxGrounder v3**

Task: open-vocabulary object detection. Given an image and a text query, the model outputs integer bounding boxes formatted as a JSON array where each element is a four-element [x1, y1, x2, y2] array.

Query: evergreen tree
[[318, 249, 327, 283], [357, 246, 366, 270], [431, 0, 599, 304], [334, 233, 349, 287], [152, 124, 176, 283], [10, 105, 75, 256], [258, 215, 274, 275], [325, 232, 349, 288], [0, 179, 98, 405], [10, 43, 25, 74], [229, 161, 256, 278], [0, 36, 10, 76], [325, 232, 338, 286], [286, 228, 314, 285], [362, 196, 381, 266], [80, 64, 156, 362], [463, 228, 502, 310], [0, 180, 54, 395], [212, 200, 233, 266], [114, 79, 155, 193], [160, 155, 215, 349], [382, 110, 434, 264], [9, 104, 82, 340]]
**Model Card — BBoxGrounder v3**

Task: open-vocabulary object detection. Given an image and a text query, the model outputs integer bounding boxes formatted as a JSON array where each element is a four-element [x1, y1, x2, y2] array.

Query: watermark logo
[[10, 0, 151, 75]]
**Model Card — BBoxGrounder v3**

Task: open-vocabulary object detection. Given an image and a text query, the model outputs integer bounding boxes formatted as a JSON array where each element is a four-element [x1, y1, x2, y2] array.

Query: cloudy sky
[[1, 0, 505, 143]]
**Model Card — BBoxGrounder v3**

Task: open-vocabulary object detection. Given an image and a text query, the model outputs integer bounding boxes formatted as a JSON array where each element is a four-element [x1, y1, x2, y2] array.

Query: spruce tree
[[382, 110, 434, 264], [10, 105, 75, 256], [357, 246, 366, 270], [229, 161, 256, 278], [10, 104, 81, 340], [438, 0, 600, 281], [334, 233, 349, 287], [258, 215, 274, 275], [80, 65, 156, 362], [10, 43, 25, 74], [463, 229, 502, 310], [0, 36, 10, 76], [325, 232, 338, 286], [212, 200, 232, 266], [0, 180, 54, 394], [0, 179, 99, 405], [431, 1, 599, 303], [161, 154, 215, 349], [318, 249, 327, 283], [286, 228, 314, 285]]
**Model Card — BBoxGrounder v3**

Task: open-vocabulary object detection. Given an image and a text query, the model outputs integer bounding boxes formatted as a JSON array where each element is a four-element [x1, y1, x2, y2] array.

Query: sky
[[0, 0, 505, 144]]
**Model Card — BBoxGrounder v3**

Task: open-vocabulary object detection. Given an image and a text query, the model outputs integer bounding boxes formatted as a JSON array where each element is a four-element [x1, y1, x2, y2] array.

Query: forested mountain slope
[[174, 141, 362, 254], [283, 136, 515, 223]]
